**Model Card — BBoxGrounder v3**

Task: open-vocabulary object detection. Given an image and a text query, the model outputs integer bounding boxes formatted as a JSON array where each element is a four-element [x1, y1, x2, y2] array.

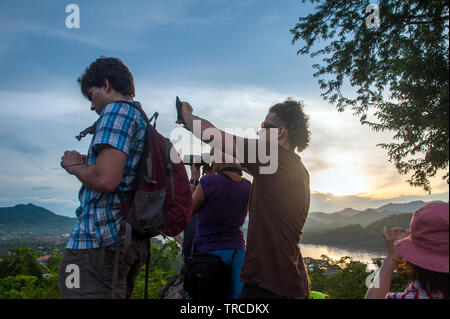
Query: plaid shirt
[[66, 101, 147, 249]]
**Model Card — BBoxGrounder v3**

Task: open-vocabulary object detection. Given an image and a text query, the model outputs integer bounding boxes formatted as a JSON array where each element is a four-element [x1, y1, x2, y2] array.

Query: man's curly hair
[[269, 98, 311, 152], [78, 57, 135, 99]]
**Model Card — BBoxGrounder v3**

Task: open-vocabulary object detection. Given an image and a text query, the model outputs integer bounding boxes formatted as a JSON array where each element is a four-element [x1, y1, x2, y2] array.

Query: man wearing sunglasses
[[177, 98, 311, 299]]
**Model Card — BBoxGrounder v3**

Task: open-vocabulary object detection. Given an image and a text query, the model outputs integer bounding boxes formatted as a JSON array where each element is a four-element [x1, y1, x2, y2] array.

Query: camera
[[183, 153, 211, 168]]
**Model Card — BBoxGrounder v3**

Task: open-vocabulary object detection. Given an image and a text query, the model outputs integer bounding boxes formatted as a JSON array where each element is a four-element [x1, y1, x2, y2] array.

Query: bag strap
[[144, 238, 151, 299], [217, 166, 243, 176], [165, 138, 176, 200], [112, 221, 125, 298], [115, 100, 159, 204], [191, 213, 199, 255], [115, 101, 156, 299], [116, 100, 158, 128]]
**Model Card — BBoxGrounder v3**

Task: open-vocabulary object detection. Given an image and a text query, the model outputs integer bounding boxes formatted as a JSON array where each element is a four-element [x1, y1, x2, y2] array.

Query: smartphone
[[176, 96, 185, 124]]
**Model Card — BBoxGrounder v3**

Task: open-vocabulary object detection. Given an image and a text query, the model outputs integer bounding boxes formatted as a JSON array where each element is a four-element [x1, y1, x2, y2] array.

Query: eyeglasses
[[260, 122, 282, 129]]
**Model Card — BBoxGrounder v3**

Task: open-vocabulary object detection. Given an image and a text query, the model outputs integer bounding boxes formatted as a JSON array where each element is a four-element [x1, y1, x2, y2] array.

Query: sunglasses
[[260, 122, 282, 129]]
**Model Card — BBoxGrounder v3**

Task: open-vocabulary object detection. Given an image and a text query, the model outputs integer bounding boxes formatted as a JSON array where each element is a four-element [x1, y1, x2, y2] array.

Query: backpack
[[116, 101, 192, 238], [76, 100, 192, 237]]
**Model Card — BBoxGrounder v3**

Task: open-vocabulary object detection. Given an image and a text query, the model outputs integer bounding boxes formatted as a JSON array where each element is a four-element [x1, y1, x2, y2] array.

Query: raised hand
[[382, 227, 410, 265]]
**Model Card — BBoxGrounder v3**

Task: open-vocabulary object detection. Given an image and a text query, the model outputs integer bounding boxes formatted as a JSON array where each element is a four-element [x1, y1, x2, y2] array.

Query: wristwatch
[[190, 179, 199, 186]]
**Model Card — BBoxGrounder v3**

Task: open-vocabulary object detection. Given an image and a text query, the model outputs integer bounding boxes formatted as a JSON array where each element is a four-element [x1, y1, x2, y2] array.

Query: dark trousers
[[238, 283, 285, 299], [238, 283, 309, 299], [58, 235, 147, 299]]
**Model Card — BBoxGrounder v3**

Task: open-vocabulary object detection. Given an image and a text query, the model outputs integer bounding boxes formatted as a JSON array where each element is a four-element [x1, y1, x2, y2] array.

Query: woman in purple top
[[190, 151, 250, 299]]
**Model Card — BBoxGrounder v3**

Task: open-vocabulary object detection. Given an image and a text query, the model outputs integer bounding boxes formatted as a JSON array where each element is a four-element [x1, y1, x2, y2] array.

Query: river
[[300, 243, 385, 266]]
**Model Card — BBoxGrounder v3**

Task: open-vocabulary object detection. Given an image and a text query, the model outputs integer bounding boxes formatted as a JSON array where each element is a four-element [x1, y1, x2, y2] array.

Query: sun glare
[[311, 166, 370, 196]]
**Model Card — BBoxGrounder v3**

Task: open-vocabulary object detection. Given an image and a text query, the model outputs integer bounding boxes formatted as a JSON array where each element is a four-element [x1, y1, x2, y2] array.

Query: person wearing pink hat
[[365, 202, 449, 299]]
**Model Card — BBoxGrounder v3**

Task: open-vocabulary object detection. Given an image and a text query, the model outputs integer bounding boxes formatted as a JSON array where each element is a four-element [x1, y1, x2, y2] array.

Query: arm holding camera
[[177, 102, 238, 159], [189, 164, 201, 193]]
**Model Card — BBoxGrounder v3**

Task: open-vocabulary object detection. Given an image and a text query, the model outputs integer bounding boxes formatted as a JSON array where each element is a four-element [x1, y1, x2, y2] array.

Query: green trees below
[[0, 247, 43, 279], [309, 255, 410, 299], [0, 244, 411, 299], [0, 247, 59, 298], [131, 240, 184, 299], [0, 241, 183, 299]]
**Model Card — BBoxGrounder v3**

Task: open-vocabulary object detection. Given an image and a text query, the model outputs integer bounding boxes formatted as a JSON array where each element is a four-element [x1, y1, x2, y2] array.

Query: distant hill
[[0, 204, 76, 236], [365, 213, 413, 234], [375, 200, 442, 214], [336, 208, 360, 218], [301, 213, 413, 250], [303, 200, 443, 232]]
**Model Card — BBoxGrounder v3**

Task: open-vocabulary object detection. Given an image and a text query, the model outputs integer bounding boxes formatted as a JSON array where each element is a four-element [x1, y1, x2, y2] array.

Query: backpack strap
[[117, 100, 158, 185], [115, 101, 156, 300], [165, 138, 175, 200], [116, 100, 158, 128], [144, 238, 151, 299], [112, 221, 125, 298], [217, 166, 243, 176]]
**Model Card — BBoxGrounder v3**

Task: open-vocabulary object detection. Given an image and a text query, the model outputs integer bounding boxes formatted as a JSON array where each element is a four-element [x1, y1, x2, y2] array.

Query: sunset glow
[[311, 166, 370, 196]]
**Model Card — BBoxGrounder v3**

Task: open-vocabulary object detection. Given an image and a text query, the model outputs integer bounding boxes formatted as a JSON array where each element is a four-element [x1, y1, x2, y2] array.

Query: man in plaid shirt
[[58, 57, 148, 299]]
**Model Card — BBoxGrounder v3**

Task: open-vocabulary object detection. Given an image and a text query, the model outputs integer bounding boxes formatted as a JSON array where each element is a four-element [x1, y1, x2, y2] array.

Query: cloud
[[32, 186, 54, 192], [310, 190, 449, 213], [260, 14, 285, 25], [100, 0, 250, 29], [0, 83, 448, 217], [0, 0, 254, 54], [0, 131, 44, 156]]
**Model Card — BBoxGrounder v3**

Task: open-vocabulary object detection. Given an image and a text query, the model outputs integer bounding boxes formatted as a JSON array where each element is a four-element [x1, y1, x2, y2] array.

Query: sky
[[0, 0, 448, 217]]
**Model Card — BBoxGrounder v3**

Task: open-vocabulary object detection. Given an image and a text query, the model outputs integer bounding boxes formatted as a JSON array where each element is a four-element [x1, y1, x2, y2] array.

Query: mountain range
[[0, 204, 76, 236], [241, 200, 445, 250], [303, 200, 444, 232], [0, 200, 446, 251]]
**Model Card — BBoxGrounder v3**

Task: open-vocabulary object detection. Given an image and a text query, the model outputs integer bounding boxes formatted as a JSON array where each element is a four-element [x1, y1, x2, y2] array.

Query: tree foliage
[[309, 255, 410, 298], [0, 248, 60, 299], [0, 242, 183, 299], [0, 245, 412, 299], [0, 247, 43, 280], [130, 240, 184, 299], [291, 0, 449, 192]]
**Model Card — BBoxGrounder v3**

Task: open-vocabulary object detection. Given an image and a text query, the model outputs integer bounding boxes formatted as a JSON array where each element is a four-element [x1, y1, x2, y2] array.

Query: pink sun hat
[[394, 202, 449, 273]]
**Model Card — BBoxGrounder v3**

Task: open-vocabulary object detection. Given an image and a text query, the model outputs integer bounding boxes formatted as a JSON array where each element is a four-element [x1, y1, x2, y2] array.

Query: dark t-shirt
[[194, 173, 250, 254], [238, 138, 311, 298]]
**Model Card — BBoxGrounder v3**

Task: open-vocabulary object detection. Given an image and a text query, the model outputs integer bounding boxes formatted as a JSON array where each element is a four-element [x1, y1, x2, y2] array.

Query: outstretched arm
[[364, 258, 398, 299], [365, 227, 410, 299], [179, 102, 238, 159]]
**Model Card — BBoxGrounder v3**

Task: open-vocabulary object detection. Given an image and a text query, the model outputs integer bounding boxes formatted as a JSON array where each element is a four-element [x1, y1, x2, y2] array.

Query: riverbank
[[300, 243, 385, 265]]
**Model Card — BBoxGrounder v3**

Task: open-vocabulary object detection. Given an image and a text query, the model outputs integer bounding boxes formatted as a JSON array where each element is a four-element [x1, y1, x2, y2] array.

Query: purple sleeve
[[199, 174, 217, 199]]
